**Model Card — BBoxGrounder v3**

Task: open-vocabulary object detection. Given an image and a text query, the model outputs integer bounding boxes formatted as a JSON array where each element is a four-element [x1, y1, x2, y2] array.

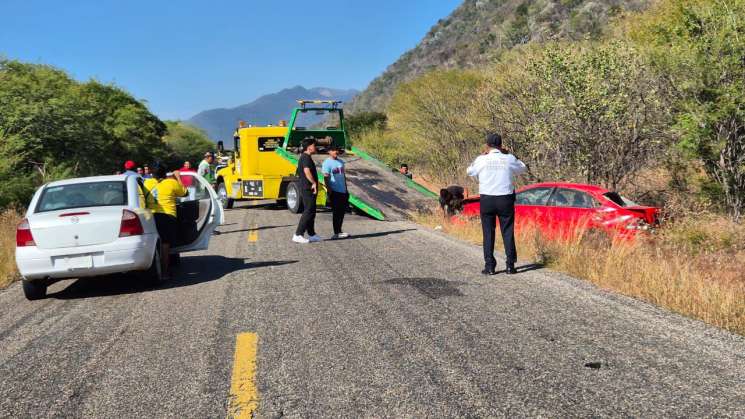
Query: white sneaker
[[308, 235, 323, 243], [292, 235, 309, 244], [333, 232, 350, 239]]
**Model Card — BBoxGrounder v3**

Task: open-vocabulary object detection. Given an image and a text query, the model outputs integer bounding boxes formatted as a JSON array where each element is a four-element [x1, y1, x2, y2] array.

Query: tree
[[476, 41, 672, 190], [0, 59, 168, 207], [387, 69, 484, 184], [163, 121, 215, 168], [632, 0, 745, 220], [345, 111, 387, 140]]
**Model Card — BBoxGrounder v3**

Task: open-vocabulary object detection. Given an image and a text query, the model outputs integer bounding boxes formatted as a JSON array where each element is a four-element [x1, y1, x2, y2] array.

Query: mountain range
[[187, 86, 358, 141], [347, 0, 651, 113]]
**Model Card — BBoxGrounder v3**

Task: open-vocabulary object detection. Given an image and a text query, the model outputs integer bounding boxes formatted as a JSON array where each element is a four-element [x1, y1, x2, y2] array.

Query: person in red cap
[[123, 160, 138, 177]]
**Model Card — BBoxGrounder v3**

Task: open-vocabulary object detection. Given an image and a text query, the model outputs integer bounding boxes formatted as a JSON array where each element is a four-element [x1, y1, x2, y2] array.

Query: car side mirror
[[217, 141, 225, 153]]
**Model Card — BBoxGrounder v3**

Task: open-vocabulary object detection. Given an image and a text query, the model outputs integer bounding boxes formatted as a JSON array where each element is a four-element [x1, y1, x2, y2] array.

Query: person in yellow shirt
[[143, 176, 158, 194], [147, 165, 187, 279], [139, 176, 158, 208]]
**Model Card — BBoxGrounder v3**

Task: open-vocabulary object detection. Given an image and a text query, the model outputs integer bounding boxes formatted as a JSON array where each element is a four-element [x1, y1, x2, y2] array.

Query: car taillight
[[16, 218, 36, 247], [625, 218, 651, 231], [119, 209, 144, 237]]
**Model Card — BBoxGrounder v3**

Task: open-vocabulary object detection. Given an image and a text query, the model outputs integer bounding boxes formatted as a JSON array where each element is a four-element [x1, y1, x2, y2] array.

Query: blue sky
[[0, 0, 462, 120]]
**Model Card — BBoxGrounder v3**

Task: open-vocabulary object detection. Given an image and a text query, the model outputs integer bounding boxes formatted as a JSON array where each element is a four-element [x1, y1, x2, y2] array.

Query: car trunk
[[623, 206, 660, 225], [30, 207, 125, 249]]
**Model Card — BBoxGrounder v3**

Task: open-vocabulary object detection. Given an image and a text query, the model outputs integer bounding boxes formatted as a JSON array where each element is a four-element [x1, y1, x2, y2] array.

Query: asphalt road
[[1, 201, 744, 418]]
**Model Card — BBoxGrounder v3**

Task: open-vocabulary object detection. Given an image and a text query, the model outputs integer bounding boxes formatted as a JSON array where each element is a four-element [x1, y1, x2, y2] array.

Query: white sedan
[[15, 173, 224, 300]]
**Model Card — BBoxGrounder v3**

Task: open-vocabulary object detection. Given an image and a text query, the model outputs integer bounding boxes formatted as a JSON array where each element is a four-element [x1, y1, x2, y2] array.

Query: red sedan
[[459, 182, 660, 237]]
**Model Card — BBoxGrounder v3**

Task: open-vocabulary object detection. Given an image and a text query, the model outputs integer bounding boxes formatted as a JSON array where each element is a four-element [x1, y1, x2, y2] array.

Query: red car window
[[548, 188, 598, 208], [516, 187, 554, 205]]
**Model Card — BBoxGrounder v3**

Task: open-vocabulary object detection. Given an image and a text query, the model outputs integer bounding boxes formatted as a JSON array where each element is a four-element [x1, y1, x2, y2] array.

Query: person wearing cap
[[292, 137, 322, 244], [322, 145, 350, 239], [198, 152, 215, 185], [467, 133, 527, 275], [123, 160, 138, 177]]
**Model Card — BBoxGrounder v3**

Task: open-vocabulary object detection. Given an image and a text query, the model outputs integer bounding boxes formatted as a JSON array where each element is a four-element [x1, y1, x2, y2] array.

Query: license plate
[[243, 180, 264, 197], [56, 255, 93, 270]]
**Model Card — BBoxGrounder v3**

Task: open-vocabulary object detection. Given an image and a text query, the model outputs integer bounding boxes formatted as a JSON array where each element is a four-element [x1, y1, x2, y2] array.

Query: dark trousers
[[480, 193, 517, 269], [329, 191, 349, 234], [295, 188, 317, 236]]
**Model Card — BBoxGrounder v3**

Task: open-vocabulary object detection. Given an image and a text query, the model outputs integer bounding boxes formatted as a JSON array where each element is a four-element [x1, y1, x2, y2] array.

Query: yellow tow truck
[[215, 100, 387, 219]]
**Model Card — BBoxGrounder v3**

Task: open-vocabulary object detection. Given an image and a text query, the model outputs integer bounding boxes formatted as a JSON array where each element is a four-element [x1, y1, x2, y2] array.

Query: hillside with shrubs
[[351, 0, 745, 335], [348, 0, 651, 113]]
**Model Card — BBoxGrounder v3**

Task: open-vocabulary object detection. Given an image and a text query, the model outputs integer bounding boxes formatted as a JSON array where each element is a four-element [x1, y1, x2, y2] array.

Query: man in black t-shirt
[[292, 137, 322, 244]]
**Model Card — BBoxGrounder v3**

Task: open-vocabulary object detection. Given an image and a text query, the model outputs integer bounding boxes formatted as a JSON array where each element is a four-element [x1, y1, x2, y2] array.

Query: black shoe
[[481, 268, 497, 276], [505, 265, 517, 275]]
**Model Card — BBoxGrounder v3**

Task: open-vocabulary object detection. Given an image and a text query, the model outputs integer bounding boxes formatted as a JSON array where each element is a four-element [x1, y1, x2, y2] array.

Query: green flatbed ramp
[[275, 147, 435, 221]]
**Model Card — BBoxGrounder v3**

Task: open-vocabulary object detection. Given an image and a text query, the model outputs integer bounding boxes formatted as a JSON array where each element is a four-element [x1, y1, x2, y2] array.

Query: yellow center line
[[227, 332, 259, 419], [247, 224, 258, 243]]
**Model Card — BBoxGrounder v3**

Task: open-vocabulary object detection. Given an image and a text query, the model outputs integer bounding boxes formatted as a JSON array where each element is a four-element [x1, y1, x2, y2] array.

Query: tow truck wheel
[[286, 182, 303, 214], [217, 182, 234, 209]]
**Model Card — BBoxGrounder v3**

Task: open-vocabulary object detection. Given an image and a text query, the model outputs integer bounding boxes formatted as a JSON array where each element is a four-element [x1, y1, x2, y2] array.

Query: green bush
[[0, 60, 216, 208]]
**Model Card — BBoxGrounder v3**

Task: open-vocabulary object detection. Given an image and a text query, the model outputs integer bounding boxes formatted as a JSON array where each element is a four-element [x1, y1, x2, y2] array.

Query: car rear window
[[36, 181, 128, 213], [603, 192, 638, 207]]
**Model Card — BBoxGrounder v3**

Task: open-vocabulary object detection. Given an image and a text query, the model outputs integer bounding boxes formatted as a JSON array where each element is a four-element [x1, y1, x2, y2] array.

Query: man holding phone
[[467, 133, 527, 275]]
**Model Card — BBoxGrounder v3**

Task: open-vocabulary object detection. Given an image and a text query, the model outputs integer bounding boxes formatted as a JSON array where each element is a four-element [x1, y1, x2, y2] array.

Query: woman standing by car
[[147, 166, 188, 279]]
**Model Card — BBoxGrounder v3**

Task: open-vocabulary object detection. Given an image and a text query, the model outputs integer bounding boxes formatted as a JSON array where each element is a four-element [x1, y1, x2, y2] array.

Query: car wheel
[[144, 246, 165, 287], [217, 182, 234, 209], [286, 182, 303, 214], [22, 280, 47, 300]]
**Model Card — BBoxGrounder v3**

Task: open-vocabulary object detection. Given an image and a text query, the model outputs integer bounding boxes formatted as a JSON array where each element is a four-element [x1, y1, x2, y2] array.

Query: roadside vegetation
[[0, 60, 215, 288], [416, 213, 745, 336], [352, 0, 745, 335], [0, 209, 22, 288]]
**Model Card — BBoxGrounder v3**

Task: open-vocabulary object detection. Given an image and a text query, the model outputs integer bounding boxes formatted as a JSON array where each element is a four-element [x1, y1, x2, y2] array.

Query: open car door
[[172, 172, 224, 253]]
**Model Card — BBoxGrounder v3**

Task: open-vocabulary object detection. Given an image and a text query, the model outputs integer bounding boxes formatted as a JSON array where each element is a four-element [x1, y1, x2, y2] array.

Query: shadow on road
[[384, 277, 467, 299], [339, 229, 416, 240], [239, 202, 287, 211], [47, 256, 298, 300], [495, 263, 544, 275], [217, 224, 293, 235]]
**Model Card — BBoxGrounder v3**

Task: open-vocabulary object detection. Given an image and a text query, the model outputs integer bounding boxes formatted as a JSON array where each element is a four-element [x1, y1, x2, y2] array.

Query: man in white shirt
[[467, 133, 527, 275]]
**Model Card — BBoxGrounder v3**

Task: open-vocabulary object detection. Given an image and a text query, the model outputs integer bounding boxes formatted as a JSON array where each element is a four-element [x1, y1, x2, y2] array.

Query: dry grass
[[0, 208, 21, 288], [416, 211, 745, 336]]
